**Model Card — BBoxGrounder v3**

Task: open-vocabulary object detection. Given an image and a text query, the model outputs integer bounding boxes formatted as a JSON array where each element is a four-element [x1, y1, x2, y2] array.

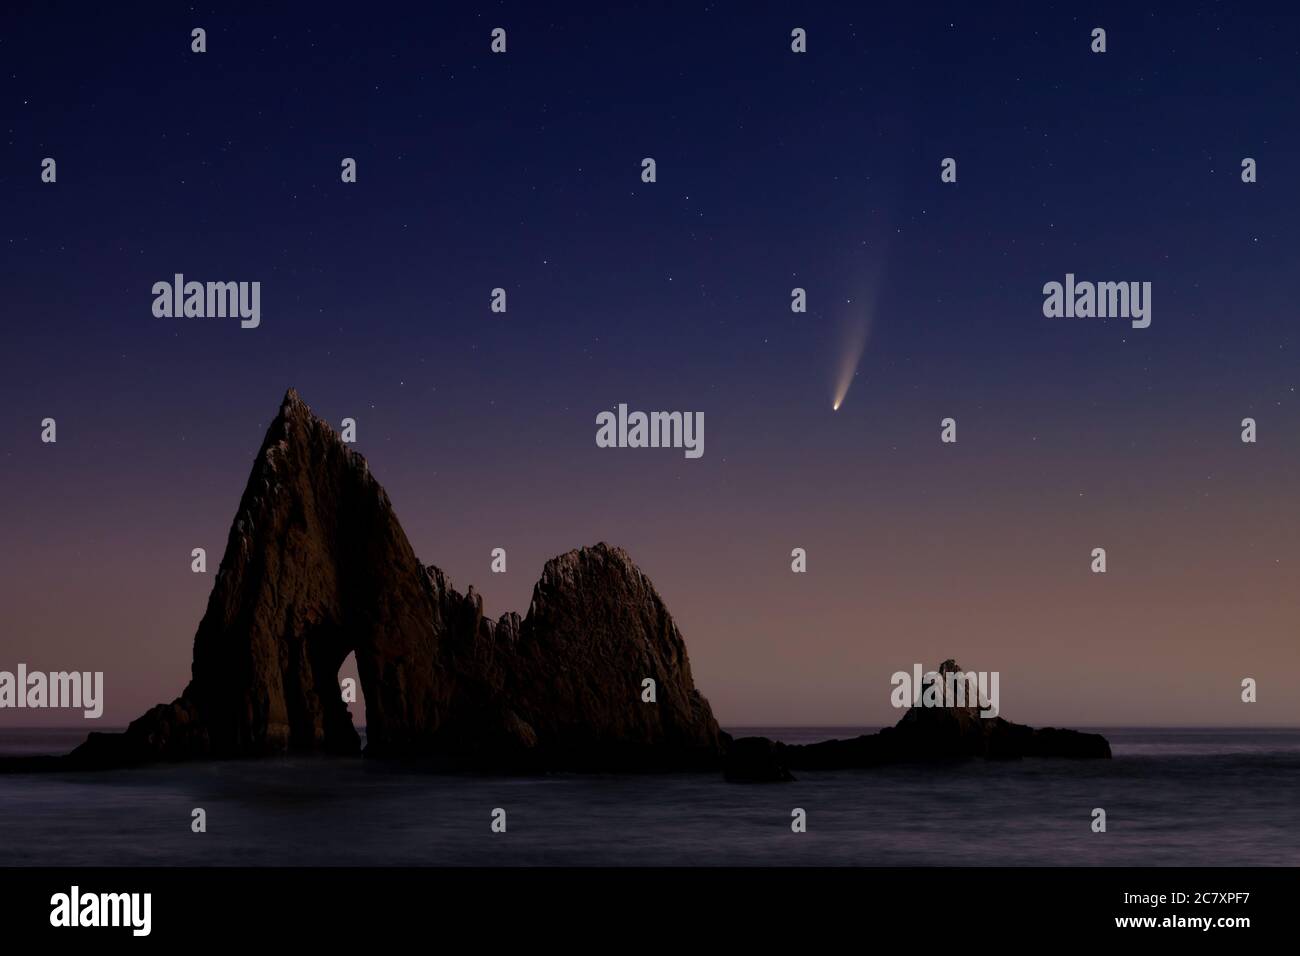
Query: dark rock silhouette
[[65, 389, 722, 770], [421, 546, 724, 769], [722, 660, 1111, 782], [2, 391, 1111, 777], [723, 736, 796, 783]]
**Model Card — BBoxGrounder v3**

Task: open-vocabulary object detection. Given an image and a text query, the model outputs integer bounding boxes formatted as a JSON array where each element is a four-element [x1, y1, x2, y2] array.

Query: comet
[[825, 233, 888, 412], [831, 293, 877, 412]]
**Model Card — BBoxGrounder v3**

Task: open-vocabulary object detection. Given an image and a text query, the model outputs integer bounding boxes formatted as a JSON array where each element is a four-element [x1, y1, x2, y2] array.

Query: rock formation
[[4, 390, 1110, 777], [65, 388, 722, 770], [722, 660, 1111, 782]]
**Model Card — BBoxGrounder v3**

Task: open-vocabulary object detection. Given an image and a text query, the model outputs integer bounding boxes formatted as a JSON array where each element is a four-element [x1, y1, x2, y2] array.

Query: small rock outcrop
[[721, 660, 1111, 782]]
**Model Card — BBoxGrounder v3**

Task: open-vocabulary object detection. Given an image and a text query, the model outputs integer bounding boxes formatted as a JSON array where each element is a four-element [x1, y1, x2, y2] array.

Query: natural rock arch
[[67, 390, 723, 769]]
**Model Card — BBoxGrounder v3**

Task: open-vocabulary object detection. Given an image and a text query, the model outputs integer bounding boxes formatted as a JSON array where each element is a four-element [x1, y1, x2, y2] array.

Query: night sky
[[3, 2, 1298, 728]]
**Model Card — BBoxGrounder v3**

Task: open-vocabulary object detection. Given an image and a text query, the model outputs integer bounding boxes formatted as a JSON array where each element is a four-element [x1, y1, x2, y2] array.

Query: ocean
[[1, 727, 1297, 866]]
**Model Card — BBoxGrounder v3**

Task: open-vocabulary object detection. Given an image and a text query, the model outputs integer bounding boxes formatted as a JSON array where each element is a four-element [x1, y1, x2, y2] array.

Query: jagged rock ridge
[[69, 389, 722, 770]]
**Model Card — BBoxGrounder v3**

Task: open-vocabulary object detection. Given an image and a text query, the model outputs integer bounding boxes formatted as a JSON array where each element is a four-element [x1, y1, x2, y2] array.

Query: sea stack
[[67, 388, 723, 770], [722, 659, 1111, 782]]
